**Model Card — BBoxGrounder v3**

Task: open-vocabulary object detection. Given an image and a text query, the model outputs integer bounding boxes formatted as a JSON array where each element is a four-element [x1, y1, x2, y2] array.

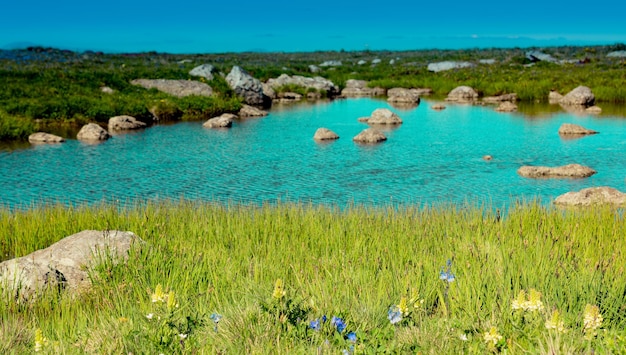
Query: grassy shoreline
[[2, 201, 625, 353], [1, 44, 626, 140]]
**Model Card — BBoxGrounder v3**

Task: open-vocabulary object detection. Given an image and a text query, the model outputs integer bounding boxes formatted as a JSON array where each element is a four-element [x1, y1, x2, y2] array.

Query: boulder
[[319, 60, 342, 67], [203, 113, 236, 128], [431, 104, 446, 110], [548, 90, 563, 104], [353, 128, 387, 143], [427, 61, 474, 72], [100, 86, 114, 94], [479, 59, 496, 65], [483, 93, 518, 103], [313, 128, 339, 141], [266, 74, 338, 96], [526, 51, 558, 63], [239, 104, 268, 118], [262, 83, 277, 100], [558, 123, 598, 136], [225, 66, 265, 106], [586, 106, 602, 114], [446, 86, 479, 102], [495, 101, 518, 112], [368, 108, 403, 125], [189, 64, 216, 80], [277, 92, 303, 102], [309, 65, 320, 73], [559, 86, 595, 107], [517, 164, 596, 178], [0, 230, 140, 299], [108, 115, 147, 131], [483, 155, 493, 161], [131, 79, 213, 98], [386, 88, 421, 104], [77, 123, 110, 141], [28, 132, 65, 144], [357, 60, 367, 65], [554, 187, 626, 206], [341, 80, 386, 97], [607, 51, 626, 58]]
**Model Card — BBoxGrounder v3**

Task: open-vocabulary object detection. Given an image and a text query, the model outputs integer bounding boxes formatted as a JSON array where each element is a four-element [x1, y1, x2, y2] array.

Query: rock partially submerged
[[517, 164, 596, 178], [559, 86, 595, 107], [558, 123, 598, 136], [77, 123, 110, 141], [341, 79, 386, 97], [495, 102, 518, 112], [0, 230, 140, 300], [446, 86, 479, 102], [131, 79, 213, 98], [28, 132, 65, 144], [353, 128, 387, 143], [108, 115, 147, 131], [386, 88, 421, 104], [554, 187, 626, 207], [239, 104, 268, 118], [431, 104, 446, 110], [203, 113, 236, 128], [366, 108, 403, 125], [313, 128, 339, 141], [483, 93, 518, 103]]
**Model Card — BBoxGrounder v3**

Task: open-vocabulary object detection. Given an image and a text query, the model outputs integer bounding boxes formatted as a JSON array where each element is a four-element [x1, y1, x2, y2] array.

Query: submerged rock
[[203, 113, 236, 128], [28, 132, 65, 144], [313, 128, 339, 141], [353, 128, 387, 143], [554, 186, 626, 206], [77, 123, 110, 141], [495, 101, 518, 112], [558, 123, 598, 136], [386, 88, 421, 104], [238, 104, 267, 118], [517, 164, 596, 178], [367, 108, 403, 125], [0, 230, 140, 300], [483, 93, 518, 103], [341, 79, 386, 97], [108, 115, 147, 131], [431, 103, 446, 110]]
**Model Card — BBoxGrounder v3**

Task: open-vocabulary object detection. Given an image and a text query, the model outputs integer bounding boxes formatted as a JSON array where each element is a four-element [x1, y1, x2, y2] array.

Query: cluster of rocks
[[313, 108, 403, 144], [548, 86, 601, 113]]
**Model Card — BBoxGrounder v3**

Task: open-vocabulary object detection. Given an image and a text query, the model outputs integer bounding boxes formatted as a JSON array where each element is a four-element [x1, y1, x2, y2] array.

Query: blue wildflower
[[309, 319, 321, 331], [439, 259, 455, 283], [331, 316, 346, 333], [388, 306, 402, 324], [321, 315, 327, 322], [347, 331, 357, 342], [210, 313, 222, 332]]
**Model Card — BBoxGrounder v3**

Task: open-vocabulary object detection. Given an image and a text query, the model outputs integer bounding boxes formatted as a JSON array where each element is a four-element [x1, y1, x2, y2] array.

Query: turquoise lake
[[1, 98, 625, 209]]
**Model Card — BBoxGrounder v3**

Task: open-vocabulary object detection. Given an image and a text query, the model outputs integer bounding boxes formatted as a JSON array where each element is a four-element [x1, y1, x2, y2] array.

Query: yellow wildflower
[[399, 296, 409, 316], [545, 309, 567, 333], [583, 304, 602, 338], [511, 289, 526, 311], [151, 284, 166, 303], [34, 328, 48, 352], [525, 288, 544, 311], [483, 326, 503, 346], [272, 279, 286, 300], [167, 291, 179, 311]]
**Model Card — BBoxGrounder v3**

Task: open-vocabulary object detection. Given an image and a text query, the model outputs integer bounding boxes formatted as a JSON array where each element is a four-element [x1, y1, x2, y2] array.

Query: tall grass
[[1, 201, 625, 353]]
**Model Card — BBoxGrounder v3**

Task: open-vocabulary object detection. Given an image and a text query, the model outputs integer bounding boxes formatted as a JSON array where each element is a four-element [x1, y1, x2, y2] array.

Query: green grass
[[1, 201, 625, 353]]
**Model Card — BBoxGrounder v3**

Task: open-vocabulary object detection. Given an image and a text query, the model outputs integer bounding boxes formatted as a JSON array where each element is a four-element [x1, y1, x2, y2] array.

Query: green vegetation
[[1, 44, 626, 141], [2, 201, 625, 353]]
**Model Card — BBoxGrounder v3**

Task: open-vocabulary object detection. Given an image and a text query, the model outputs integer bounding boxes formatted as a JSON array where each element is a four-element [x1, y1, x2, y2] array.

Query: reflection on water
[[1, 98, 626, 209]]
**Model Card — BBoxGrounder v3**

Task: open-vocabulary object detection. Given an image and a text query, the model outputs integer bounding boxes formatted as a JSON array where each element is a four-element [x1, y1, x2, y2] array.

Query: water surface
[[2, 98, 625, 209]]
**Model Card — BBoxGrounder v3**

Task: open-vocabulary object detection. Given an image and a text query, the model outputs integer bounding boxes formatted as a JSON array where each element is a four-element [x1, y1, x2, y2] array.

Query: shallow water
[[1, 98, 625, 209]]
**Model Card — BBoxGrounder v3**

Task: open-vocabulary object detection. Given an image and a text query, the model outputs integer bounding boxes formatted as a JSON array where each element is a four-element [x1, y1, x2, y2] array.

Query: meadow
[[1, 201, 625, 353]]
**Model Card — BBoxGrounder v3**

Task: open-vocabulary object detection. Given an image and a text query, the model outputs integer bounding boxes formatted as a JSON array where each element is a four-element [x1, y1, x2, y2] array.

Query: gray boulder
[[100, 86, 114, 94], [526, 51, 558, 63], [387, 88, 421, 104], [313, 128, 339, 141], [239, 104, 268, 118], [427, 61, 474, 72], [554, 187, 626, 206], [77, 123, 110, 141], [266, 74, 338, 96], [341, 80, 386, 97], [517, 164, 596, 178], [131, 79, 213, 98], [262, 83, 277, 100], [189, 64, 216, 80], [368, 108, 403, 125], [558, 123, 598, 136], [353, 128, 387, 143], [607, 51, 626, 58], [446, 86, 479, 102], [108, 115, 147, 131], [203, 113, 236, 128], [560, 86, 595, 107], [0, 230, 140, 300], [226, 66, 265, 106], [319, 60, 342, 67], [28, 132, 65, 144]]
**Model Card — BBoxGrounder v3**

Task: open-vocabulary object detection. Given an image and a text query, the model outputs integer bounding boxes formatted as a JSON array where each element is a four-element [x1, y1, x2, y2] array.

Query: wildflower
[[583, 304, 603, 338], [272, 279, 286, 300], [525, 289, 543, 311], [309, 319, 321, 331], [118, 317, 128, 323], [210, 313, 222, 332], [483, 326, 503, 346], [166, 290, 179, 311], [545, 309, 567, 333], [178, 333, 188, 340], [511, 289, 527, 311], [34, 328, 48, 352], [347, 331, 357, 342], [151, 284, 166, 303], [146, 313, 154, 320], [439, 259, 455, 282], [460, 333, 468, 341], [331, 316, 346, 333], [398, 296, 409, 316], [388, 306, 402, 325]]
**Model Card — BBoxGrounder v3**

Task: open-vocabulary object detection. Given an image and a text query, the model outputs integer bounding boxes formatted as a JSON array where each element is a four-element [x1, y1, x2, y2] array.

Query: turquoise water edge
[[1, 98, 625, 209]]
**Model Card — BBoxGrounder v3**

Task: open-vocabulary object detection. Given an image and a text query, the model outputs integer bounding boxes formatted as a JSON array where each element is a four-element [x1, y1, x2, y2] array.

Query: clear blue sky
[[2, 0, 625, 53]]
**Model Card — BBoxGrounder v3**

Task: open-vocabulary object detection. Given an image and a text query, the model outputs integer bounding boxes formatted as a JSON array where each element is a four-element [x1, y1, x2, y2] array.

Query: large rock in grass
[[266, 74, 339, 96], [559, 86, 595, 107], [28, 132, 65, 144], [368, 108, 403, 125], [226, 66, 265, 106], [203, 113, 236, 128], [130, 79, 213, 98], [554, 187, 626, 206], [427, 61, 475, 72], [446, 86, 479, 102], [558, 123, 598, 136], [353, 128, 387, 143], [0, 230, 140, 300], [108, 115, 147, 131], [189, 64, 216, 80], [313, 128, 339, 141], [517, 164, 596, 178], [77, 123, 110, 141]]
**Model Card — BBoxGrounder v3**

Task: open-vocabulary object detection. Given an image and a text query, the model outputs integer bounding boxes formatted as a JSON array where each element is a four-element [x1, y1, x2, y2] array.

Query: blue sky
[[1, 0, 625, 53]]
